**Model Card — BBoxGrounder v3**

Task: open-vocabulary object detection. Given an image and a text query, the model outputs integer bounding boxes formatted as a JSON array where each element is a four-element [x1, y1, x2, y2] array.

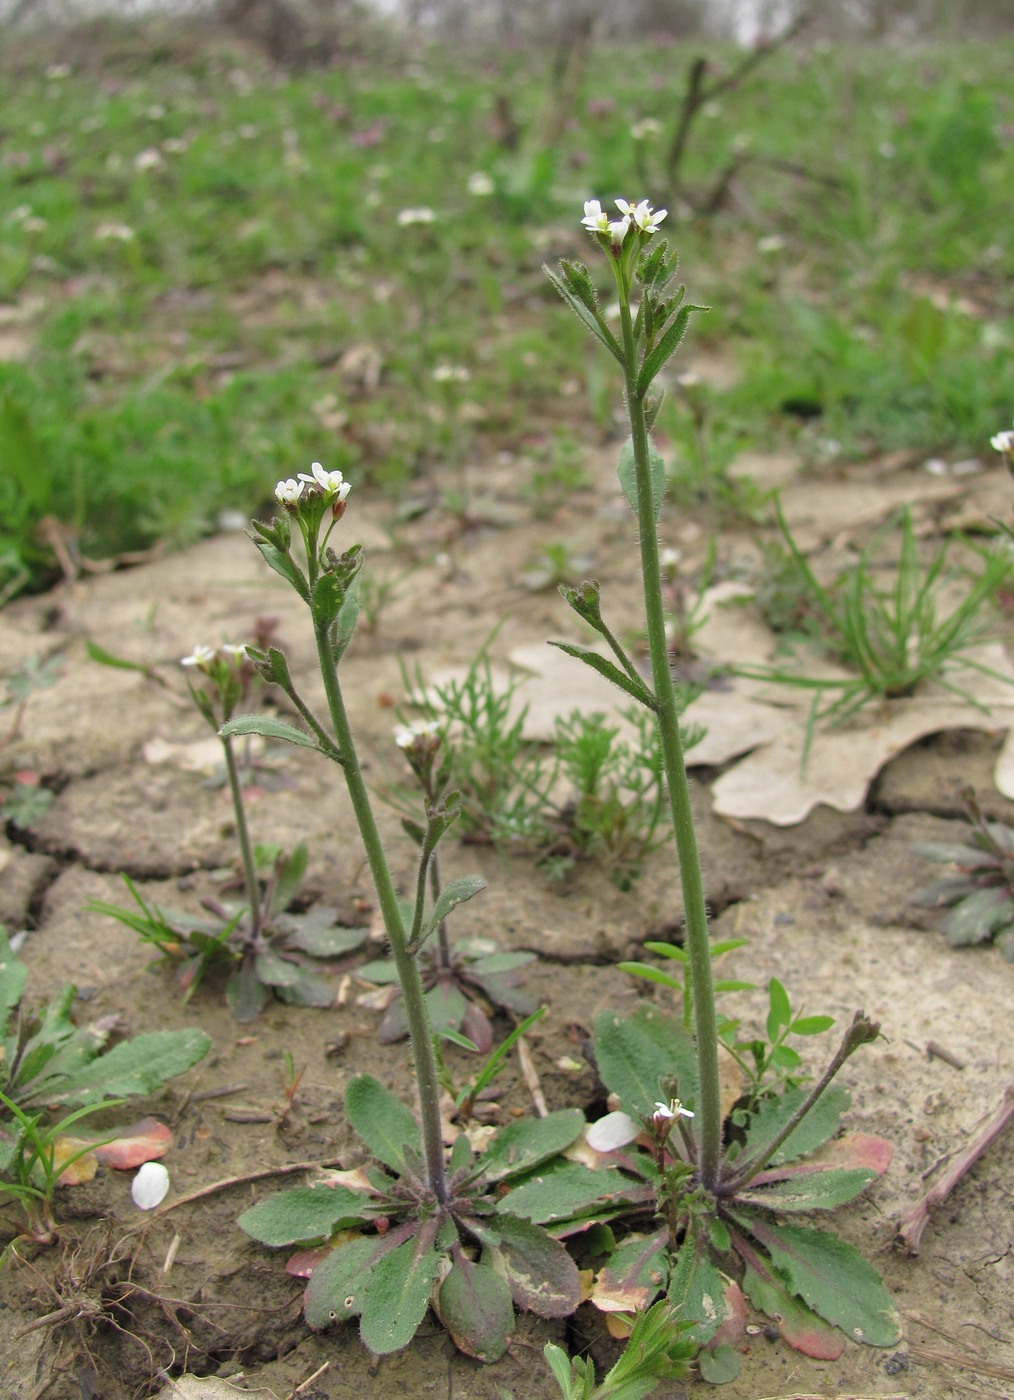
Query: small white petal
[[131, 1161, 170, 1210], [586, 1110, 640, 1152]]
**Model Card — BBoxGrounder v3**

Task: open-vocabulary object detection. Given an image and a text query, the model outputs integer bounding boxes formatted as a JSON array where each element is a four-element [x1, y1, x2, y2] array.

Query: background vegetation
[[1, 0, 1012, 602]]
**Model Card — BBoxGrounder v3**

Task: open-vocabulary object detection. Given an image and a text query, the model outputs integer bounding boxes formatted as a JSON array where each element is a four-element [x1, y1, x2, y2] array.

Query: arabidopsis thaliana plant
[[298, 462, 352, 503], [131, 1161, 170, 1210], [274, 477, 304, 506]]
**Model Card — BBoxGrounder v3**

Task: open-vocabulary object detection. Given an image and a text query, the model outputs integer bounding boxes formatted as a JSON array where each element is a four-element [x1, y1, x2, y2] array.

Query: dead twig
[[516, 1035, 547, 1118], [896, 1085, 1014, 1254]]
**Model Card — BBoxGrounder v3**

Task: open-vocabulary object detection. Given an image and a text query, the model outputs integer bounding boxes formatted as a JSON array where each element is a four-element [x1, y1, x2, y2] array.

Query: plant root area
[[2, 447, 1014, 1399]]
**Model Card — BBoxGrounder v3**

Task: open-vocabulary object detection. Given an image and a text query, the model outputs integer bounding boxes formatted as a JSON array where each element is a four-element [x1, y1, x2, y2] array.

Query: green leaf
[[254, 538, 309, 600], [740, 1084, 850, 1169], [482, 1107, 585, 1182], [544, 264, 624, 364], [435, 1251, 515, 1362], [944, 886, 1013, 945], [742, 1217, 899, 1347], [668, 1221, 727, 1344], [474, 1212, 581, 1318], [238, 1186, 374, 1246], [698, 1344, 740, 1384], [789, 1015, 835, 1036], [741, 1259, 844, 1360], [593, 1229, 668, 1312], [359, 1231, 442, 1354], [254, 949, 304, 987], [345, 1074, 420, 1172], [226, 957, 268, 1022], [273, 842, 308, 911], [617, 436, 666, 524], [497, 1162, 629, 1224], [304, 1235, 378, 1327], [766, 977, 792, 1040], [283, 914, 367, 958], [547, 641, 656, 710], [30, 1028, 211, 1106], [737, 1167, 879, 1212], [593, 1006, 698, 1118], [636, 304, 706, 394], [311, 571, 345, 629], [616, 961, 683, 990], [220, 713, 319, 750], [419, 874, 486, 943], [84, 639, 150, 674], [0, 929, 28, 1041]]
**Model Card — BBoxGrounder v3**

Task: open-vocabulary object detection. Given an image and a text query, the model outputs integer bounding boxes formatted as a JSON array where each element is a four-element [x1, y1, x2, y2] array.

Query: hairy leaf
[[435, 1251, 515, 1362], [359, 1231, 442, 1354], [345, 1074, 420, 1172], [593, 1006, 698, 1117], [238, 1185, 375, 1246], [617, 437, 666, 524], [482, 1107, 585, 1182], [303, 1235, 378, 1327]]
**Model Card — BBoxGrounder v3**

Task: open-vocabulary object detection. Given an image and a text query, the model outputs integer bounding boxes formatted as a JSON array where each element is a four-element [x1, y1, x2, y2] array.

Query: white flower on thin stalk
[[630, 118, 662, 141], [990, 428, 1014, 456], [181, 644, 216, 670], [131, 1161, 170, 1210], [432, 363, 470, 384], [274, 477, 304, 506], [652, 1098, 694, 1124], [298, 461, 352, 503], [615, 198, 667, 234], [467, 171, 494, 197]]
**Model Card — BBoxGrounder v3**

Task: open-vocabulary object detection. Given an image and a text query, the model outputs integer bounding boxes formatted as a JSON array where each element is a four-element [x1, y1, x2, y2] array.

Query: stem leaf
[[543, 264, 624, 364], [636, 304, 706, 395], [220, 713, 320, 750], [548, 641, 656, 710], [617, 436, 666, 524]]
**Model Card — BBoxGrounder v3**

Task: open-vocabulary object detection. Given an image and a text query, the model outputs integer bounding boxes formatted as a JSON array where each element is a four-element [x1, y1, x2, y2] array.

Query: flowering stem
[[311, 619, 448, 1204], [616, 280, 723, 1195], [221, 733, 263, 940]]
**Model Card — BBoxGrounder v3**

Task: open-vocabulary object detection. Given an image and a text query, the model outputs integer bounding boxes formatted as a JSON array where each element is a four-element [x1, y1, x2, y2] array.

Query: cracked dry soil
[[1, 447, 1013, 1400]]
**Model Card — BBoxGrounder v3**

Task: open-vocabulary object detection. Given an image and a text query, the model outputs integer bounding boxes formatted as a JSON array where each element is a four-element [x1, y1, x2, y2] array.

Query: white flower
[[274, 477, 304, 506], [395, 719, 441, 748], [653, 1098, 694, 1123], [586, 1111, 640, 1152], [580, 199, 629, 242], [297, 461, 351, 502], [397, 206, 435, 226], [615, 198, 667, 234], [630, 118, 662, 141], [134, 147, 165, 172], [757, 234, 786, 255], [131, 1161, 170, 1210], [432, 364, 470, 383], [181, 644, 216, 669], [94, 222, 136, 242], [221, 644, 248, 660], [467, 171, 494, 197], [990, 428, 1014, 455]]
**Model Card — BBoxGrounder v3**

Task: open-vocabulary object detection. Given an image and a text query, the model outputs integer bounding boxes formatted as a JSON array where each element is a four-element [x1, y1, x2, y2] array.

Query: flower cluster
[[181, 642, 247, 673], [274, 462, 352, 512], [581, 196, 667, 250]]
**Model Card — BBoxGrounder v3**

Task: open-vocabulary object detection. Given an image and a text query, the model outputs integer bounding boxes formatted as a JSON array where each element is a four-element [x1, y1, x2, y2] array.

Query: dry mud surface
[[2, 445, 1013, 1400]]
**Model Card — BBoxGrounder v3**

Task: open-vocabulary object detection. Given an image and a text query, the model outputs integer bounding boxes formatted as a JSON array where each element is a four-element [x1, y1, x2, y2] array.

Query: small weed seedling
[[911, 786, 1014, 961], [545, 198, 899, 1375], [742, 500, 1013, 762], [0, 927, 209, 1245], [89, 643, 366, 1020]]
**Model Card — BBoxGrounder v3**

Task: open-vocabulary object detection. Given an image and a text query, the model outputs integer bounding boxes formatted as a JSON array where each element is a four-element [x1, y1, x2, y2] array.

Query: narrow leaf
[[544, 265, 624, 363], [220, 714, 319, 750], [420, 874, 486, 942], [548, 641, 656, 709], [33, 1029, 211, 1106], [636, 304, 706, 394]]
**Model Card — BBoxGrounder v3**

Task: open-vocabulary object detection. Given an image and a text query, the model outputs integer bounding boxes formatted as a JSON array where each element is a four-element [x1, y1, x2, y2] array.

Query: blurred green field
[[2, 20, 1012, 601]]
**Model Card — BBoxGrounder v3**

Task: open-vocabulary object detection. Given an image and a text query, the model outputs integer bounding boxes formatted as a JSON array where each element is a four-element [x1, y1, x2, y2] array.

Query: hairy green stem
[[312, 620, 448, 1204], [221, 734, 263, 939], [618, 291, 723, 1193]]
